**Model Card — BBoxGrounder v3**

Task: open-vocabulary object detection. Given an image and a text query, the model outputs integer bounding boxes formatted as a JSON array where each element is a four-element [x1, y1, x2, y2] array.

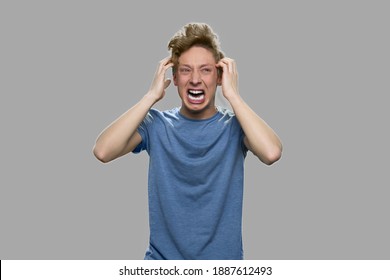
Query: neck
[[179, 104, 217, 120]]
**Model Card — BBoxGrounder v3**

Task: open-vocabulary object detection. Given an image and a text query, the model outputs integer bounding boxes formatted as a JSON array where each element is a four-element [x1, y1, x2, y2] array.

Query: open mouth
[[187, 89, 205, 104]]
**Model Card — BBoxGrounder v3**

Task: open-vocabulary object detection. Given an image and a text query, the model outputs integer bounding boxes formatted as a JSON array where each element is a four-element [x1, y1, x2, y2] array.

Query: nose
[[190, 71, 201, 84]]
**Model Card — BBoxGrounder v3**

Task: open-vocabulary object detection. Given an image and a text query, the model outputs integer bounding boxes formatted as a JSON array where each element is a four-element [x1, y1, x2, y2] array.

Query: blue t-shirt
[[133, 107, 248, 260]]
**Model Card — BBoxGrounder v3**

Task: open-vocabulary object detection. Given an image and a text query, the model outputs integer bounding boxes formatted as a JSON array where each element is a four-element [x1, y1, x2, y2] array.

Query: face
[[173, 46, 221, 119]]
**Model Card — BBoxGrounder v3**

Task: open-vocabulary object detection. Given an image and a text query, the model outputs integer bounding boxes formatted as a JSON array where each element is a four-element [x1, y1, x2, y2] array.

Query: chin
[[180, 100, 217, 119]]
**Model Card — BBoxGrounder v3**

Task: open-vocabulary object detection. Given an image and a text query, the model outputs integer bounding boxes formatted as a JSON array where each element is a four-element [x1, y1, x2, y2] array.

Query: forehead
[[178, 46, 216, 66]]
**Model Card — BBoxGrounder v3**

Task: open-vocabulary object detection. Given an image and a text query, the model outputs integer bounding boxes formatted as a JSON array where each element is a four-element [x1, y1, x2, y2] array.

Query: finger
[[218, 58, 234, 73], [231, 59, 237, 73], [156, 63, 173, 79], [216, 60, 228, 73], [159, 56, 171, 64], [226, 58, 235, 73], [158, 57, 173, 71], [164, 62, 174, 70]]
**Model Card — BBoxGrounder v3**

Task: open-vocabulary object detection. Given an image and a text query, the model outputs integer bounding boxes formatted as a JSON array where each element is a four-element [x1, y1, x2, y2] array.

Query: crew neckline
[[177, 106, 222, 122]]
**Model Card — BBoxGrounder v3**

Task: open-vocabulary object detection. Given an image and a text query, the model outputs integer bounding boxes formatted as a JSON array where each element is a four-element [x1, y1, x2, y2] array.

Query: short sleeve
[[239, 126, 248, 157], [132, 129, 146, 154], [131, 110, 154, 154]]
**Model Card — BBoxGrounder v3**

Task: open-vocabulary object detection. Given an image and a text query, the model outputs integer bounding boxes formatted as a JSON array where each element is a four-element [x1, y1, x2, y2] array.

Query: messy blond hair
[[168, 23, 225, 75]]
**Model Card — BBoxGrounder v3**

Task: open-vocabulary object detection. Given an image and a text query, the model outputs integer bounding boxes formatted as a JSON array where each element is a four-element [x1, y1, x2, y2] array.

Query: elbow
[[259, 146, 282, 166], [261, 152, 281, 165], [93, 145, 111, 163]]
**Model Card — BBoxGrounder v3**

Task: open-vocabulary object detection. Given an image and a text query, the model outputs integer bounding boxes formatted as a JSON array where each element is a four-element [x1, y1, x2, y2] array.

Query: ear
[[173, 72, 178, 86], [217, 74, 222, 86], [216, 66, 223, 86]]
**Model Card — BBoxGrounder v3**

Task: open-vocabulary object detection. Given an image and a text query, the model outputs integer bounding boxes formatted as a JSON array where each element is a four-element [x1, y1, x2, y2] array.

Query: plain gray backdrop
[[1, 0, 389, 259]]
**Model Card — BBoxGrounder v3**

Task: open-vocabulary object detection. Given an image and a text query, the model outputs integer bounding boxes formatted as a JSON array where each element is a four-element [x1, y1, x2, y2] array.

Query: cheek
[[176, 76, 189, 87], [205, 76, 218, 87]]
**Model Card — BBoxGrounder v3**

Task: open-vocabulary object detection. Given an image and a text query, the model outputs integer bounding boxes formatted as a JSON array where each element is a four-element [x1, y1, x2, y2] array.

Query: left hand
[[216, 57, 239, 101]]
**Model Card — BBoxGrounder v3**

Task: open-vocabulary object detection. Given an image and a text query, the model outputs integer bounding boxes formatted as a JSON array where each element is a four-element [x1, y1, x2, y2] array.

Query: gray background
[[1, 0, 389, 259]]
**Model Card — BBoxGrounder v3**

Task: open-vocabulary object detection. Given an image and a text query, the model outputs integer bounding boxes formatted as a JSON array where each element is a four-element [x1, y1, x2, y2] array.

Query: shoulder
[[216, 106, 234, 117], [142, 107, 179, 126], [216, 106, 239, 124], [148, 107, 179, 118]]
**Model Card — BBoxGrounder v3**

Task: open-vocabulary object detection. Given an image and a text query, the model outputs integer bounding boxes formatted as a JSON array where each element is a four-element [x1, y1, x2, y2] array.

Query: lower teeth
[[189, 94, 204, 100]]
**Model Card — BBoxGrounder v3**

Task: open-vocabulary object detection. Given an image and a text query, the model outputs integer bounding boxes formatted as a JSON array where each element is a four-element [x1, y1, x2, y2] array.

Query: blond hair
[[168, 23, 225, 74]]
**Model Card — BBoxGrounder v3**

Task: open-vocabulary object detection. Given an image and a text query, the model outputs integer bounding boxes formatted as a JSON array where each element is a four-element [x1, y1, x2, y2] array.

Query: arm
[[216, 58, 282, 165], [93, 57, 173, 163]]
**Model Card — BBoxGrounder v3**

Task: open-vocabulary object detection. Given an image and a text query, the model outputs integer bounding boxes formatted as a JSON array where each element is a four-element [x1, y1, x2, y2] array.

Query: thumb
[[164, 78, 171, 89]]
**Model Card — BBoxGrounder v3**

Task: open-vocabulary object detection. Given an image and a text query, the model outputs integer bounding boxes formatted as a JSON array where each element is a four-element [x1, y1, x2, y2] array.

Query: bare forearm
[[93, 57, 173, 163], [229, 95, 282, 165], [93, 94, 156, 162]]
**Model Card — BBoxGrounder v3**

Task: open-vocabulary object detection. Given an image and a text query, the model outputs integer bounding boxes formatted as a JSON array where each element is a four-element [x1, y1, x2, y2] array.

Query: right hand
[[147, 57, 174, 103]]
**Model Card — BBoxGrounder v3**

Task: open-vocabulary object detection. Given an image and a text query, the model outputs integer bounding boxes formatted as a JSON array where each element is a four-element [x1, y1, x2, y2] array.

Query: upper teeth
[[189, 90, 203, 95]]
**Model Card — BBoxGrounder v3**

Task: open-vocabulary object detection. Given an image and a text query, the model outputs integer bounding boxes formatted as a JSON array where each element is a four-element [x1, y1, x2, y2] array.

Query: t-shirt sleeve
[[231, 114, 248, 156], [132, 110, 154, 154], [132, 128, 146, 154], [239, 127, 248, 157]]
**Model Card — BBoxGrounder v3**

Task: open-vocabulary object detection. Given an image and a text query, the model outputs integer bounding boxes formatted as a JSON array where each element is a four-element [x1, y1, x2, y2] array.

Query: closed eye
[[179, 67, 191, 74]]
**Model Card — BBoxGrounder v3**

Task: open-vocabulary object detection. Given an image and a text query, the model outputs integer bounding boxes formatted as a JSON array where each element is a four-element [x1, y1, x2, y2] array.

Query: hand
[[147, 57, 174, 103], [216, 57, 239, 101]]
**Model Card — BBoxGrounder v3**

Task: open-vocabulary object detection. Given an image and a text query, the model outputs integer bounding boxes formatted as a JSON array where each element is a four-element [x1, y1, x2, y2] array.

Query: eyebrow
[[179, 64, 214, 68]]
